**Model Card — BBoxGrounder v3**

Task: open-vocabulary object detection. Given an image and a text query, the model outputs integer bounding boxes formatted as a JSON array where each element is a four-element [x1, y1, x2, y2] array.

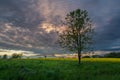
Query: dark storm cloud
[[95, 13, 120, 51], [77, 0, 120, 51], [0, 0, 43, 28], [0, 0, 120, 53]]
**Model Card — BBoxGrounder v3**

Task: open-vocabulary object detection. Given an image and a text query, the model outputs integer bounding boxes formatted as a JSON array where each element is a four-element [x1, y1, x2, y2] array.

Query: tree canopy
[[58, 9, 94, 63]]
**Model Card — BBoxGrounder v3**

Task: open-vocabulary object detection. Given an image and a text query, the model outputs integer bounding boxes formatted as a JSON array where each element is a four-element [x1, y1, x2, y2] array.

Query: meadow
[[0, 58, 120, 80]]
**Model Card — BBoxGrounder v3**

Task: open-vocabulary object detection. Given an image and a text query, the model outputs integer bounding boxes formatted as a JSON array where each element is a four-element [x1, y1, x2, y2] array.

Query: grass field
[[0, 58, 120, 80]]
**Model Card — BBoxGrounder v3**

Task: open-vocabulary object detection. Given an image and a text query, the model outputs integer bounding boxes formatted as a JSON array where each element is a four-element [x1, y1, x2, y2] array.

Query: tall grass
[[0, 58, 120, 80]]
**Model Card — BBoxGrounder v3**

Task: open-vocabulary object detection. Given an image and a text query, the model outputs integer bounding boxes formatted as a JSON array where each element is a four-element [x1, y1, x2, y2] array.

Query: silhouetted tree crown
[[58, 9, 94, 63]]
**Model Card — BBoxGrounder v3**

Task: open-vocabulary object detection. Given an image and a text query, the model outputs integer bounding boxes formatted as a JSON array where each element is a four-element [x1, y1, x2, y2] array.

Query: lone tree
[[58, 9, 94, 64]]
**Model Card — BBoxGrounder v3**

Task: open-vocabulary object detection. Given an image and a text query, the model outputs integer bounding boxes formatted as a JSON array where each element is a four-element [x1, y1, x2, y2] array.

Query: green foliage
[[59, 9, 94, 63], [11, 53, 23, 59], [59, 9, 94, 52], [0, 58, 120, 80]]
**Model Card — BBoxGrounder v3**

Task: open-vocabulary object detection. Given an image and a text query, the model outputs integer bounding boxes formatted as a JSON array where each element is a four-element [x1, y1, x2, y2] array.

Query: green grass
[[0, 58, 120, 80]]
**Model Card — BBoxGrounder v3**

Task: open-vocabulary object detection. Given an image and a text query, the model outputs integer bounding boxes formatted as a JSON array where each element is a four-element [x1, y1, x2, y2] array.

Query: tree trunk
[[78, 30, 81, 64], [78, 50, 81, 64]]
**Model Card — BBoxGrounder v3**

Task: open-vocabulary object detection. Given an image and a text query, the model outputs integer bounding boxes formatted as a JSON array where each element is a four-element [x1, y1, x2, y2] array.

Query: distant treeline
[[83, 52, 120, 58], [1, 52, 120, 59], [104, 52, 120, 58], [0, 53, 23, 59]]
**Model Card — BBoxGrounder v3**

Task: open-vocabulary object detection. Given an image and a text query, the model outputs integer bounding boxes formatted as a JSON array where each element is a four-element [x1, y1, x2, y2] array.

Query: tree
[[3, 54, 8, 59], [11, 53, 23, 59], [58, 9, 94, 64]]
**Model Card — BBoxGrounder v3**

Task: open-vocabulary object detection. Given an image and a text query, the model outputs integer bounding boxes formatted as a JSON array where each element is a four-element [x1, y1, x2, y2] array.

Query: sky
[[0, 0, 120, 54]]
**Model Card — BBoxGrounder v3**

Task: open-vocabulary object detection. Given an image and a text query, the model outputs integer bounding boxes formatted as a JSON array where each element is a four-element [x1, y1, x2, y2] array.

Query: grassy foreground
[[0, 58, 120, 80]]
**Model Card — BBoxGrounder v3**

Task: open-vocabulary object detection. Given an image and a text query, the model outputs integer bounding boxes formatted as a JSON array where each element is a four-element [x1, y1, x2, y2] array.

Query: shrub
[[2, 54, 8, 59], [11, 53, 23, 59]]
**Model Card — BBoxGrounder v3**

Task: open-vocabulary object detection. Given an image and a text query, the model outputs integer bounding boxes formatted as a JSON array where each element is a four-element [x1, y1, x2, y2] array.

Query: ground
[[0, 58, 120, 80]]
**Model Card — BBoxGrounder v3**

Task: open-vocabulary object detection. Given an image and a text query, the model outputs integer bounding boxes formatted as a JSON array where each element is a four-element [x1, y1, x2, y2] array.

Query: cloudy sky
[[0, 0, 120, 54]]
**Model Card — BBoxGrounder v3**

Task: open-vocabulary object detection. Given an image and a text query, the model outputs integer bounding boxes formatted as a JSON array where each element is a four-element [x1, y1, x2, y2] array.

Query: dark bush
[[11, 53, 23, 59], [2, 54, 8, 59]]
